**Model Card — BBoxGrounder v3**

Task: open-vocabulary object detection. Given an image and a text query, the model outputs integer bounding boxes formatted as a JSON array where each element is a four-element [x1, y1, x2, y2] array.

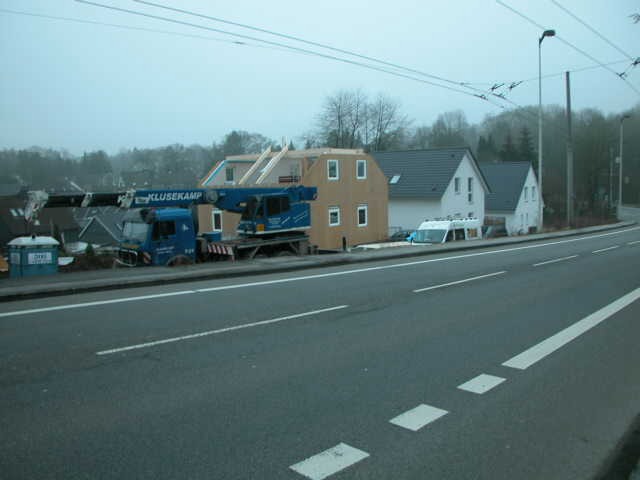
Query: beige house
[[197, 147, 388, 250]]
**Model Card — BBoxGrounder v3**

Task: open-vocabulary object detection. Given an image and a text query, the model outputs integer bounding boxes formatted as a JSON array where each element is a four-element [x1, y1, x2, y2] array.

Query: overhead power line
[[74, 0, 508, 107], [0, 7, 268, 48], [550, 0, 635, 61], [496, 0, 640, 96], [129, 0, 527, 108]]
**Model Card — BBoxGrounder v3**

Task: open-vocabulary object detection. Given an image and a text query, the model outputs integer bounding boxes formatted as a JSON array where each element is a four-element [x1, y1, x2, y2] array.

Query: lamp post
[[538, 29, 555, 231], [618, 114, 631, 212]]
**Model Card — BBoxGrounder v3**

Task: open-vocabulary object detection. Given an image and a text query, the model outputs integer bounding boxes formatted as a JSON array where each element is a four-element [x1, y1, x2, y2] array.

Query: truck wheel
[[166, 255, 193, 267]]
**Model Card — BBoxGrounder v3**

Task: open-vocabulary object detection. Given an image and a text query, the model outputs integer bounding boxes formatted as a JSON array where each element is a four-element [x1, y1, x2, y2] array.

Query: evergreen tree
[[499, 132, 519, 161], [517, 126, 535, 164]]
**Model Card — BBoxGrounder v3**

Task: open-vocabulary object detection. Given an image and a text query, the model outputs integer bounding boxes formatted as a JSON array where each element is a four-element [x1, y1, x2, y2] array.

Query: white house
[[479, 161, 541, 235], [372, 147, 490, 232]]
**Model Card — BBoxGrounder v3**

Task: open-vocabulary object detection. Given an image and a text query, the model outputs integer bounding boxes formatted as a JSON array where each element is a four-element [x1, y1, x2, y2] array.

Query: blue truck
[[26, 186, 317, 266]]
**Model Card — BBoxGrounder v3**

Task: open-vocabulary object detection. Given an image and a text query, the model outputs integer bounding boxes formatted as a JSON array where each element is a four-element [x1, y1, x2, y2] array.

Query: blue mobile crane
[[26, 186, 317, 266]]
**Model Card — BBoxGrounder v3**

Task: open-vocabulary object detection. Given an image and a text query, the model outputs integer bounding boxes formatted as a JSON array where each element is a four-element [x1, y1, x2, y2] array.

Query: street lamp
[[538, 29, 555, 231], [618, 114, 631, 212]]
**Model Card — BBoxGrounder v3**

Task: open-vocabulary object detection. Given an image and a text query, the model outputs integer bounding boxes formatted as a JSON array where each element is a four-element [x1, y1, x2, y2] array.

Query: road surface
[[2, 226, 640, 479]]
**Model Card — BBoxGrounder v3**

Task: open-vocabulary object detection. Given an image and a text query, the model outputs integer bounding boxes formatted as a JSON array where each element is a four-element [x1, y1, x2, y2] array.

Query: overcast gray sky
[[1, 0, 638, 155]]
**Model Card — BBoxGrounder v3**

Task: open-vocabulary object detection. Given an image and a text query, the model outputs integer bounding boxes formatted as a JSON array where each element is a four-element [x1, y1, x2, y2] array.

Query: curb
[[0, 221, 635, 302]]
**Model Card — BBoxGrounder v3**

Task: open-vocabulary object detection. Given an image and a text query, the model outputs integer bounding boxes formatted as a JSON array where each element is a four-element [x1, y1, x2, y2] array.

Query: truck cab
[[119, 208, 196, 266]]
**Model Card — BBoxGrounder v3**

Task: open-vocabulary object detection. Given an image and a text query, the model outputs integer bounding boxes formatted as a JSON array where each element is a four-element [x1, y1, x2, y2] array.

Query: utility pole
[[565, 71, 574, 226]]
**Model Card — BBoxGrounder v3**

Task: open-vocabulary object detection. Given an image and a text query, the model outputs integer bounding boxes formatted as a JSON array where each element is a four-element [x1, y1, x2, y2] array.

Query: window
[[266, 196, 290, 215], [467, 177, 474, 203], [454, 177, 461, 194], [225, 167, 235, 183], [152, 220, 176, 241], [327, 159, 339, 180], [390, 174, 401, 184], [532, 186, 536, 201], [328, 206, 340, 226], [524, 186, 529, 202], [454, 228, 466, 240], [212, 209, 222, 232], [356, 159, 367, 179], [468, 212, 474, 218], [357, 205, 368, 227]]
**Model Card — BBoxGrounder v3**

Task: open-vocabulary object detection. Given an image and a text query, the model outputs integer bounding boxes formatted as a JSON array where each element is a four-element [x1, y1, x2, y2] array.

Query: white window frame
[[327, 159, 339, 180], [211, 209, 223, 232], [454, 177, 461, 194], [356, 159, 367, 180], [225, 166, 235, 184], [531, 186, 536, 201], [328, 206, 340, 226], [357, 204, 368, 227], [467, 177, 473, 203], [524, 186, 529, 202]]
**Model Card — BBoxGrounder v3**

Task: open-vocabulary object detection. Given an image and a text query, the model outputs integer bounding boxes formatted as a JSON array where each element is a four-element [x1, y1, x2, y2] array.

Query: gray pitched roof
[[480, 161, 532, 212], [371, 147, 488, 199]]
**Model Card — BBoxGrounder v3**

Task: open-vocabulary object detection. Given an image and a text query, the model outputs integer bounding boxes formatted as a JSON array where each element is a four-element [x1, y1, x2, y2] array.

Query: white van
[[410, 218, 481, 244]]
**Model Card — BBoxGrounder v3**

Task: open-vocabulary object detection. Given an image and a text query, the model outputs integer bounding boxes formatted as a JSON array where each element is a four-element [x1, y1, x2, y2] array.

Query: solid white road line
[[628, 240, 640, 245], [503, 287, 640, 370], [0, 290, 194, 318], [413, 271, 506, 293], [592, 245, 620, 253], [388, 404, 448, 431], [533, 255, 579, 267], [289, 443, 369, 480], [2, 227, 638, 319], [457, 374, 506, 394], [96, 305, 348, 355]]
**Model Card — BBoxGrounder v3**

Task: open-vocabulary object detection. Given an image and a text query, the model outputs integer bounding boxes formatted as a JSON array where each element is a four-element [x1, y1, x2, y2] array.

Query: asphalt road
[[2, 226, 640, 479]]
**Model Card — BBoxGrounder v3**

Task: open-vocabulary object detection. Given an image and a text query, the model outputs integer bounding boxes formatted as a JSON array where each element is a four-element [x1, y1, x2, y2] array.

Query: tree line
[[1, 90, 638, 223]]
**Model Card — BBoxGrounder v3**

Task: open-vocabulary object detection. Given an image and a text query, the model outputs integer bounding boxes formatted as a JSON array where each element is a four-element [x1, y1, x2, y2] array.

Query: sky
[[1, 0, 638, 155]]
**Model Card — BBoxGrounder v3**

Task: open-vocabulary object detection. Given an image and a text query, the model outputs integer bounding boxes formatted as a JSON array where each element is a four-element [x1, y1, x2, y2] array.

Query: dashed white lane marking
[[533, 255, 578, 267], [388, 404, 448, 431], [96, 305, 348, 355], [503, 287, 640, 370], [289, 443, 369, 480], [413, 271, 506, 293], [1, 227, 638, 319], [0, 290, 194, 318], [592, 245, 620, 254], [628, 240, 640, 245], [457, 374, 506, 394]]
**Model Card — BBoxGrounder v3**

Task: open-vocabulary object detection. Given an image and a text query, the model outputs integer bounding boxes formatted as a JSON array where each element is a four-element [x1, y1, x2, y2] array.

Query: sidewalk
[[0, 221, 634, 302]]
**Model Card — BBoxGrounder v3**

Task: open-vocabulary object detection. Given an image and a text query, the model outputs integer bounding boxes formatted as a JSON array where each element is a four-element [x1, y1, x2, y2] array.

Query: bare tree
[[367, 94, 410, 151]]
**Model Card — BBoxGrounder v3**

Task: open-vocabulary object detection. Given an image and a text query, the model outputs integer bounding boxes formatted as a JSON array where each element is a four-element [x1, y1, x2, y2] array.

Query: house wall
[[201, 160, 254, 186], [196, 205, 239, 239], [387, 153, 486, 232], [441, 154, 485, 224], [486, 167, 540, 235], [305, 154, 388, 250], [388, 199, 441, 231], [197, 152, 388, 250], [510, 167, 540, 234]]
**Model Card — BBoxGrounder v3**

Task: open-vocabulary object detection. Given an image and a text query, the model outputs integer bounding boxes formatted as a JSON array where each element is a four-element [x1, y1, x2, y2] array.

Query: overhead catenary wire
[[129, 0, 524, 108], [0, 7, 272, 48], [550, 0, 635, 62], [130, 0, 500, 100], [74, 0, 508, 108], [496, 0, 640, 96]]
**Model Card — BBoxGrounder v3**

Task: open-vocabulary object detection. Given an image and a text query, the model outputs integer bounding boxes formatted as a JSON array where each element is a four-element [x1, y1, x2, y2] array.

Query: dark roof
[[0, 195, 79, 246], [75, 207, 125, 245], [480, 162, 532, 212], [371, 147, 489, 199]]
